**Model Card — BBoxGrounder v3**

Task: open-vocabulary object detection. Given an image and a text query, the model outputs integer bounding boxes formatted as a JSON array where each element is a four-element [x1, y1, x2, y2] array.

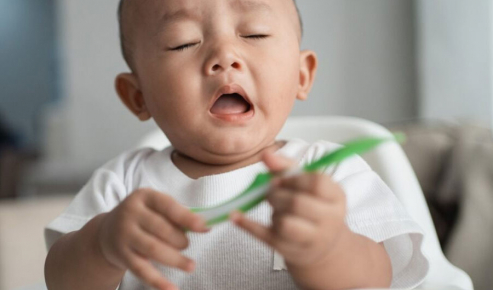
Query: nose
[[204, 42, 243, 76]]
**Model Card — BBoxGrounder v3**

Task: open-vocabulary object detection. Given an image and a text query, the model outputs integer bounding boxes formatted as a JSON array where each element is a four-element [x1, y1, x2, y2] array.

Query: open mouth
[[210, 93, 252, 115]]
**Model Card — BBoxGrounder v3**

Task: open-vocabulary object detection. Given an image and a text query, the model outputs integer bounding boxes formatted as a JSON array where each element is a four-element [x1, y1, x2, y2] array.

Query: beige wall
[[0, 197, 72, 290], [416, 0, 493, 127]]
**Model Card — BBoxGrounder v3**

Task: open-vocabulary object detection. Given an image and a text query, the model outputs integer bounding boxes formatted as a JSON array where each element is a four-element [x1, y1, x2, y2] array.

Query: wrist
[[287, 223, 352, 273], [90, 213, 125, 272], [286, 225, 392, 290]]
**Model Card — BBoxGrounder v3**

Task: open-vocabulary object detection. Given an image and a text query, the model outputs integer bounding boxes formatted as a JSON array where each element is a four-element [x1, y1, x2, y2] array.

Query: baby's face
[[119, 0, 316, 166]]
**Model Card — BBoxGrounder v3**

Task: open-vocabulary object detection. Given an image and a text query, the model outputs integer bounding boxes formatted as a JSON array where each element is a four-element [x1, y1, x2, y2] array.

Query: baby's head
[[115, 0, 318, 166]]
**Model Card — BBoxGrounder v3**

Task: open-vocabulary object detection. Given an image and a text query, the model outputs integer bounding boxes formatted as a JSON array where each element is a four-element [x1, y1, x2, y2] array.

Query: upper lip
[[209, 84, 253, 112]]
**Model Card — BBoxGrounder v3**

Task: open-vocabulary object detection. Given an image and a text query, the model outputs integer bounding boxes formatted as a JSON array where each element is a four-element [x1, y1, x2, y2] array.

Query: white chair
[[137, 115, 473, 290]]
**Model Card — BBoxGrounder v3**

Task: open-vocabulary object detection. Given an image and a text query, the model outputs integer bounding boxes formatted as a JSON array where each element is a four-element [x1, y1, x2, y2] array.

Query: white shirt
[[45, 138, 429, 289]]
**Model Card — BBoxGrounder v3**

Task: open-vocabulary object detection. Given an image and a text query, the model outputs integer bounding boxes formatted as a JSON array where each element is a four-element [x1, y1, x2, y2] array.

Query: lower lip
[[210, 107, 255, 123]]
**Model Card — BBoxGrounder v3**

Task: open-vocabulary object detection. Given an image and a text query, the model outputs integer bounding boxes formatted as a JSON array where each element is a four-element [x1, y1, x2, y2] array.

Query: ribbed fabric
[[45, 138, 428, 290]]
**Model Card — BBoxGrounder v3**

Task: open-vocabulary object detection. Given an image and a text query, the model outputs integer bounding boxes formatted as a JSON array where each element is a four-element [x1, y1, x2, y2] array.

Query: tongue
[[210, 94, 249, 115]]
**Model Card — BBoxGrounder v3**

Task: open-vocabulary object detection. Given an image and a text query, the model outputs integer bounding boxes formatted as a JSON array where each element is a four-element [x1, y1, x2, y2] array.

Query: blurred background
[[0, 0, 492, 289]]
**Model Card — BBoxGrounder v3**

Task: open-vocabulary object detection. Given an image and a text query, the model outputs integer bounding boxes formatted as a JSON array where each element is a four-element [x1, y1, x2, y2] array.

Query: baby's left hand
[[231, 151, 349, 268]]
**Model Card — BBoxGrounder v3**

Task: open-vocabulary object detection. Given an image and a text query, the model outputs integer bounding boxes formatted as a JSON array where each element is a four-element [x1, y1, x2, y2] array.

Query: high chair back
[[277, 116, 473, 290], [137, 115, 473, 290]]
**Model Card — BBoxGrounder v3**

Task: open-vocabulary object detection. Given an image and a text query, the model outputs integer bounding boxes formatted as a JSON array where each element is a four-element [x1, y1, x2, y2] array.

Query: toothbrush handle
[[281, 167, 305, 178]]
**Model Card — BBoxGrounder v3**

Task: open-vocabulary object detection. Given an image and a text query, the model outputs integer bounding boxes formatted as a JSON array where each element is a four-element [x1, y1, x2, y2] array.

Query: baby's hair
[[117, 0, 303, 71]]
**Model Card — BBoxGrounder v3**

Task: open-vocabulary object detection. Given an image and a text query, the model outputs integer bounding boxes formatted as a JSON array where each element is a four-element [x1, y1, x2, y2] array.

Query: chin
[[209, 135, 256, 154], [193, 135, 261, 162]]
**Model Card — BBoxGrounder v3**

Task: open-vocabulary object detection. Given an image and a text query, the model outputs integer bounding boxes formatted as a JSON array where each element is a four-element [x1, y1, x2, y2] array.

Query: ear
[[296, 50, 318, 101], [115, 73, 152, 121]]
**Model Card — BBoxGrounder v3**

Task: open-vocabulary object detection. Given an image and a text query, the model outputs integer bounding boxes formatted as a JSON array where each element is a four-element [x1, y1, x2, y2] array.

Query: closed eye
[[244, 34, 269, 40], [170, 42, 200, 52]]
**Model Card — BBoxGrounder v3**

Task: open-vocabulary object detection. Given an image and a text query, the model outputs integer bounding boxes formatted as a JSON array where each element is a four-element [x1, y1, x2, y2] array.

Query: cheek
[[256, 50, 300, 103], [141, 62, 201, 108], [260, 39, 300, 87], [140, 74, 206, 140]]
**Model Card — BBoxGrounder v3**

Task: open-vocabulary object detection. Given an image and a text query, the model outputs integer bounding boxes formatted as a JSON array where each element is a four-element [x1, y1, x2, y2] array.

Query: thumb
[[262, 150, 296, 175]]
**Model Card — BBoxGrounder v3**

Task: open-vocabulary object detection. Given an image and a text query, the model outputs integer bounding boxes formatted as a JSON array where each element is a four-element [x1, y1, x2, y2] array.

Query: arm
[[232, 212, 392, 290], [231, 151, 392, 290], [287, 227, 392, 290], [44, 189, 210, 290], [45, 214, 125, 290]]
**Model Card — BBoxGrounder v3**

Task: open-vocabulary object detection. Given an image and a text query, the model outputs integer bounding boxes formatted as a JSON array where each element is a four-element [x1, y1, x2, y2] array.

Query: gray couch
[[389, 120, 493, 290]]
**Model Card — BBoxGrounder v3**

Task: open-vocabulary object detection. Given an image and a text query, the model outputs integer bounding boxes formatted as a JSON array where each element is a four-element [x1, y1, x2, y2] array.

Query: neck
[[171, 140, 286, 180]]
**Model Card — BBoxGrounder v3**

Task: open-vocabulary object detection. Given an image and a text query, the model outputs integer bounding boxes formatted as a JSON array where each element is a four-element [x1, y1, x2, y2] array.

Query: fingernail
[[194, 217, 207, 230], [230, 211, 241, 222], [187, 261, 196, 272]]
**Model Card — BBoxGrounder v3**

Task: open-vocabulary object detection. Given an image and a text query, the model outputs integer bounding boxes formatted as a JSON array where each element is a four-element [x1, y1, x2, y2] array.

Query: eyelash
[[170, 35, 269, 52], [171, 42, 199, 52], [244, 34, 269, 40]]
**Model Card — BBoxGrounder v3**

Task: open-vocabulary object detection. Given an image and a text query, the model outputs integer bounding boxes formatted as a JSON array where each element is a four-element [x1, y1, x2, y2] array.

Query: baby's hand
[[97, 188, 209, 290], [231, 152, 348, 268]]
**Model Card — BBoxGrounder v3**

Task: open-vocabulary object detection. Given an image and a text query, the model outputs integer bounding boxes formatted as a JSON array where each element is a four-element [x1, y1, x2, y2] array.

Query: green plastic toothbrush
[[190, 133, 405, 227]]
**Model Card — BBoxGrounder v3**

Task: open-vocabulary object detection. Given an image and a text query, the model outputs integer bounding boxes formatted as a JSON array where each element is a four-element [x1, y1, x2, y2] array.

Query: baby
[[44, 0, 428, 289]]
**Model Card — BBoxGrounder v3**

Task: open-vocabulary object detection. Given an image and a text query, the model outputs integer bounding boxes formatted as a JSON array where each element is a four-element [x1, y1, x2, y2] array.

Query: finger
[[126, 248, 177, 290], [230, 211, 276, 247], [145, 191, 209, 232], [138, 210, 190, 250], [262, 151, 297, 174], [271, 214, 319, 246], [231, 211, 314, 256], [267, 188, 332, 224], [279, 173, 343, 201], [130, 229, 195, 273]]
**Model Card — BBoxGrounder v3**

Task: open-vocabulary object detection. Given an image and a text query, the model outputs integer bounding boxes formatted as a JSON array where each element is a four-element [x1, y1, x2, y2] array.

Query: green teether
[[190, 133, 405, 227]]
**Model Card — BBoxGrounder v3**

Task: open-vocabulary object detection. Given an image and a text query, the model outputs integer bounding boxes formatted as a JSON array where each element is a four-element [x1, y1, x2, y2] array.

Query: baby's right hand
[[97, 188, 209, 290]]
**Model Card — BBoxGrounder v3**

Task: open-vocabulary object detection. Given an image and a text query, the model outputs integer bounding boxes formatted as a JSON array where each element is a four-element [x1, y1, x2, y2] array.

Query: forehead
[[120, 0, 302, 55], [136, 0, 287, 12], [128, 0, 295, 27], [155, 0, 277, 11]]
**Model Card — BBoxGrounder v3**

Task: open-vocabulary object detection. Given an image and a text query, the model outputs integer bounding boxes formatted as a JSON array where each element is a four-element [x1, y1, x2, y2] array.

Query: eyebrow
[[158, 0, 273, 32], [229, 0, 273, 13], [159, 7, 202, 29]]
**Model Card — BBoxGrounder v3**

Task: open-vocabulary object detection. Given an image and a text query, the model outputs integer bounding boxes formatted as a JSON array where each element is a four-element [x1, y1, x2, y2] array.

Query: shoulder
[[81, 146, 172, 195], [65, 147, 170, 211], [97, 147, 163, 178]]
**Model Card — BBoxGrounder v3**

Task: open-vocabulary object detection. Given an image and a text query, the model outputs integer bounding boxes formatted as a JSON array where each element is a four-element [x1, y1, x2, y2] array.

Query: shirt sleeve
[[327, 154, 429, 289], [44, 167, 128, 251]]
